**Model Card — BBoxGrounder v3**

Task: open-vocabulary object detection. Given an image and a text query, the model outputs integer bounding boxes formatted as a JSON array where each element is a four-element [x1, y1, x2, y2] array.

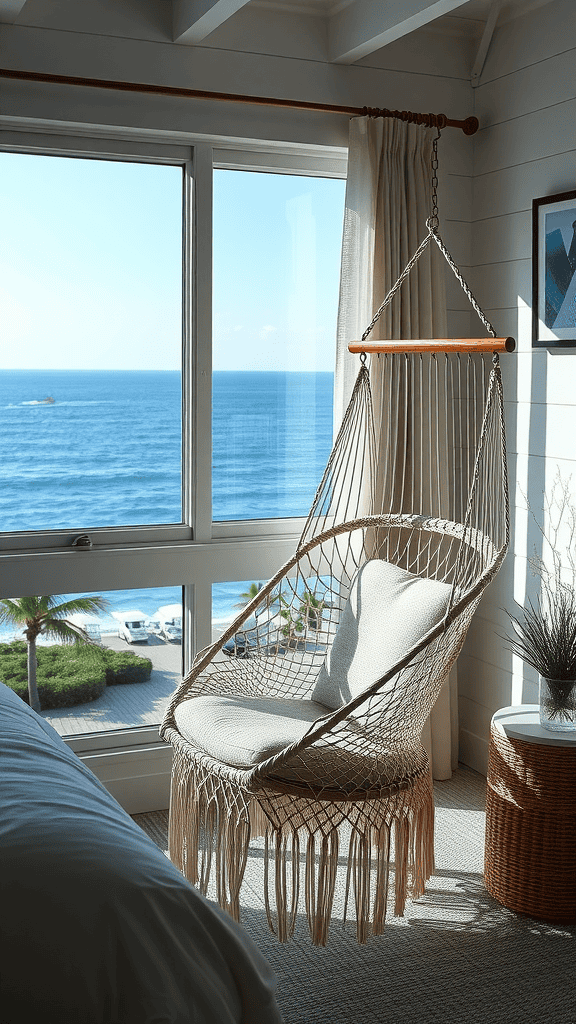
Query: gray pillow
[[311, 559, 452, 710]]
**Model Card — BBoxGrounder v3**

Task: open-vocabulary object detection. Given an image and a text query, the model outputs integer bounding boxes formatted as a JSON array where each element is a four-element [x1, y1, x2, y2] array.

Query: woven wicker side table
[[484, 705, 576, 924]]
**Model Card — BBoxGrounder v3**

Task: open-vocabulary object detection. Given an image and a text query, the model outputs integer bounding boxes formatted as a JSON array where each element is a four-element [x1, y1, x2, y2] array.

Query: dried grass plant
[[505, 473, 576, 721]]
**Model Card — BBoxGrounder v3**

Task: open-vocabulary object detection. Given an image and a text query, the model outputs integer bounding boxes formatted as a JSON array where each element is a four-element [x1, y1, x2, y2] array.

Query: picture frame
[[532, 189, 576, 347]]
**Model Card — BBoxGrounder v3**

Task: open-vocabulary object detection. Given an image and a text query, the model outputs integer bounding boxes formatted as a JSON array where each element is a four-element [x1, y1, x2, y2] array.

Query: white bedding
[[0, 683, 282, 1024]]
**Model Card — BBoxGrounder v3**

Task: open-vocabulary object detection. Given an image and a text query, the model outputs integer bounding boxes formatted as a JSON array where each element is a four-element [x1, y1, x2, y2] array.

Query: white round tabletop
[[492, 704, 576, 747]]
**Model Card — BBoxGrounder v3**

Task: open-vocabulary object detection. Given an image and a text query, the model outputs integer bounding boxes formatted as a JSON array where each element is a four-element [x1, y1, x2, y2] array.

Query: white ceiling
[[0, 0, 554, 65]]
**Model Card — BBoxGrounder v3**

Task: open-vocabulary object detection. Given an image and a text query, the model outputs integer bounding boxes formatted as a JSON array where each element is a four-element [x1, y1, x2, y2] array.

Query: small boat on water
[[23, 396, 56, 406]]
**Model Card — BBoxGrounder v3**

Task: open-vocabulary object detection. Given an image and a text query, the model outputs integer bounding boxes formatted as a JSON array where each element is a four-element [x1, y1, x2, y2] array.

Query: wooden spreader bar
[[348, 337, 516, 355]]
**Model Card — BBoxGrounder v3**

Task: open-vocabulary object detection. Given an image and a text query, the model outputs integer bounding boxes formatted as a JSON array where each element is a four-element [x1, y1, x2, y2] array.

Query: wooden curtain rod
[[0, 68, 479, 135], [348, 338, 516, 354]]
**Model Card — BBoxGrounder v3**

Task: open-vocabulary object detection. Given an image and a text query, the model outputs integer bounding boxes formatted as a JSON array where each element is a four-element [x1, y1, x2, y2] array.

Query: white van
[[114, 611, 149, 644]]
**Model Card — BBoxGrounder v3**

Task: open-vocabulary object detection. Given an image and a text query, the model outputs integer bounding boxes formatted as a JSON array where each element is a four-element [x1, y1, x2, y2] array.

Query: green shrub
[[0, 641, 151, 709], [37, 669, 107, 708], [102, 649, 152, 685], [0, 642, 27, 687], [0, 641, 106, 708]]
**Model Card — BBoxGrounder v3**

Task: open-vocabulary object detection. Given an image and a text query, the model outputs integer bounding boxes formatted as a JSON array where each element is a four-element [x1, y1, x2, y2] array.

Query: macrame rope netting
[[162, 127, 510, 945], [161, 346, 509, 945]]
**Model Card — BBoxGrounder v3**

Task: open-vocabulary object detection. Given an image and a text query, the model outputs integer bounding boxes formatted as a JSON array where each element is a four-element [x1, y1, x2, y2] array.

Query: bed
[[0, 681, 282, 1024]]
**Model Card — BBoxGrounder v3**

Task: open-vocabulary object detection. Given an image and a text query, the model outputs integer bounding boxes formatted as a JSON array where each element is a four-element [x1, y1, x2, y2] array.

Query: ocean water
[[0, 369, 333, 632], [0, 370, 182, 533], [213, 371, 333, 522]]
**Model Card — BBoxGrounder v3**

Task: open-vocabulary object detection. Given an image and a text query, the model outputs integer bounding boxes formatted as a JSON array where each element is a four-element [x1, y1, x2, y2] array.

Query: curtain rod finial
[[462, 116, 479, 135]]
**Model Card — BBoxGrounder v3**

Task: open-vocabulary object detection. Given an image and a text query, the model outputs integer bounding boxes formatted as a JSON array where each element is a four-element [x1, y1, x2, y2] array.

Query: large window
[[0, 137, 346, 749], [212, 170, 344, 522], [0, 153, 183, 533]]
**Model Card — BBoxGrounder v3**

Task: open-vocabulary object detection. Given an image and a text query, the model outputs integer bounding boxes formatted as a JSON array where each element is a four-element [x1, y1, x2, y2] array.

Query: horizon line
[[1, 367, 335, 373]]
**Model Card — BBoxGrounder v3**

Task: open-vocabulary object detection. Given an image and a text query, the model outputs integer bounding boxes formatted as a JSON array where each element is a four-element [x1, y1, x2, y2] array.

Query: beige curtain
[[334, 116, 458, 779]]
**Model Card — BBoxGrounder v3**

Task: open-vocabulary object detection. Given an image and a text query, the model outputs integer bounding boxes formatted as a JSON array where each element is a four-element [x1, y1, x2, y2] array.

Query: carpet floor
[[132, 766, 576, 1024]]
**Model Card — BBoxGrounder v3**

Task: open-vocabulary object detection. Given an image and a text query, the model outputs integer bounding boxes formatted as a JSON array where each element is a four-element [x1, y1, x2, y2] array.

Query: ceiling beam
[[329, 0, 474, 64], [0, 0, 30, 24], [172, 0, 251, 44], [471, 0, 502, 86]]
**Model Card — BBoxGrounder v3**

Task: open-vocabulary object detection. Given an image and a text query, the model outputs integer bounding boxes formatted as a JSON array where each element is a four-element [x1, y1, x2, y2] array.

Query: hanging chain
[[427, 126, 496, 337], [429, 129, 440, 231]]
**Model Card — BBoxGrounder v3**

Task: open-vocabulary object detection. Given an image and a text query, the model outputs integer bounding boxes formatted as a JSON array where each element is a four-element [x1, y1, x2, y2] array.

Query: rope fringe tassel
[[169, 751, 435, 945]]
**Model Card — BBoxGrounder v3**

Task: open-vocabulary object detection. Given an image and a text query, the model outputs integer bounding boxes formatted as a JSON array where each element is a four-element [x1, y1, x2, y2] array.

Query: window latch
[[72, 534, 93, 549]]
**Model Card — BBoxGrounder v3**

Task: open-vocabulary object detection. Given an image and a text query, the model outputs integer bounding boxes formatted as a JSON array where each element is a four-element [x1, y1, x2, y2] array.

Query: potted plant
[[505, 475, 576, 732]]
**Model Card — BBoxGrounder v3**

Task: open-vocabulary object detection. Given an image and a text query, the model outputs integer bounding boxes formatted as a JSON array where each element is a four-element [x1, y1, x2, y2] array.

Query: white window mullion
[[182, 158, 194, 530], [190, 144, 214, 545], [188, 579, 212, 667], [181, 146, 215, 657]]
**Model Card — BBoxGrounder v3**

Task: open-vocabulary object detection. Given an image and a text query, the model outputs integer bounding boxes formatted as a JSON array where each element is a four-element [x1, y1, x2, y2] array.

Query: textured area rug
[[133, 767, 576, 1024]]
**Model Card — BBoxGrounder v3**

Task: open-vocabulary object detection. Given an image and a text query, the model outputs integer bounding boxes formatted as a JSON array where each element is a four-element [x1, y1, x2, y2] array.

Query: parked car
[[162, 623, 182, 643], [83, 622, 102, 643], [222, 618, 283, 659], [146, 620, 163, 638], [71, 619, 102, 643], [116, 612, 149, 644], [68, 615, 103, 644]]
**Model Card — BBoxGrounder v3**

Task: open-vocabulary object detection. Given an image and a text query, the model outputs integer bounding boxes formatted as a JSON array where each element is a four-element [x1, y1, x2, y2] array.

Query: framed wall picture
[[532, 189, 576, 347]]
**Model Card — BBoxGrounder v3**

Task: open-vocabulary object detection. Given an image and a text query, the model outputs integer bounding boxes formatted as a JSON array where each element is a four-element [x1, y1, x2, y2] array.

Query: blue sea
[[0, 369, 333, 632]]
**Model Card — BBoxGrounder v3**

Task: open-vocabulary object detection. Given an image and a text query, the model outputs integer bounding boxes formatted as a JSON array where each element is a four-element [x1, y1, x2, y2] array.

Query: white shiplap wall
[[458, 0, 576, 773]]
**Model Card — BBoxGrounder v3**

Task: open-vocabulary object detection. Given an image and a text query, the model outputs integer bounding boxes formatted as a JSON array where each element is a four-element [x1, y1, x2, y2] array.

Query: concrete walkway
[[40, 634, 182, 737]]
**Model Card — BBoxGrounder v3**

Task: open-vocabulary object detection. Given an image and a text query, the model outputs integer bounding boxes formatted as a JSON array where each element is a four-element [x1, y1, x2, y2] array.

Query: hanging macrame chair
[[161, 134, 514, 947]]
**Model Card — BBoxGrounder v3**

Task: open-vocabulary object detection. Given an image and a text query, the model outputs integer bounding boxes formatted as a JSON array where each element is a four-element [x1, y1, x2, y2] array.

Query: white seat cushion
[[311, 559, 452, 710], [175, 692, 424, 790], [175, 561, 451, 771], [174, 695, 332, 768]]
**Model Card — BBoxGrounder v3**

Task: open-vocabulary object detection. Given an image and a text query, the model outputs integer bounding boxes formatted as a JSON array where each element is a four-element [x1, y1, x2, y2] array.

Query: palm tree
[[0, 594, 109, 713], [299, 589, 325, 632], [234, 582, 263, 610]]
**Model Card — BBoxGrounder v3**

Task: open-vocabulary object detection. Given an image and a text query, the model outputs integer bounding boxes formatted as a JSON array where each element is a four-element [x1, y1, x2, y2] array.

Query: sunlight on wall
[[511, 297, 531, 706], [513, 458, 530, 607]]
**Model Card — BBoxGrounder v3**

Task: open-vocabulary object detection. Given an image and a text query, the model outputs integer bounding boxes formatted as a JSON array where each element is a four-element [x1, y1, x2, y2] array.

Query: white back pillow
[[312, 560, 452, 710]]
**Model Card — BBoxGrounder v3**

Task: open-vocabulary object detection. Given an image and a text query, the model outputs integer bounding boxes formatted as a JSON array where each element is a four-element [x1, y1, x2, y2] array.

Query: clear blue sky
[[1, 152, 345, 373]]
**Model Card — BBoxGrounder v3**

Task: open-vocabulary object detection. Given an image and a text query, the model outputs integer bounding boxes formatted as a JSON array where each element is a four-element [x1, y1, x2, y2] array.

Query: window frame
[[0, 125, 347, 793]]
